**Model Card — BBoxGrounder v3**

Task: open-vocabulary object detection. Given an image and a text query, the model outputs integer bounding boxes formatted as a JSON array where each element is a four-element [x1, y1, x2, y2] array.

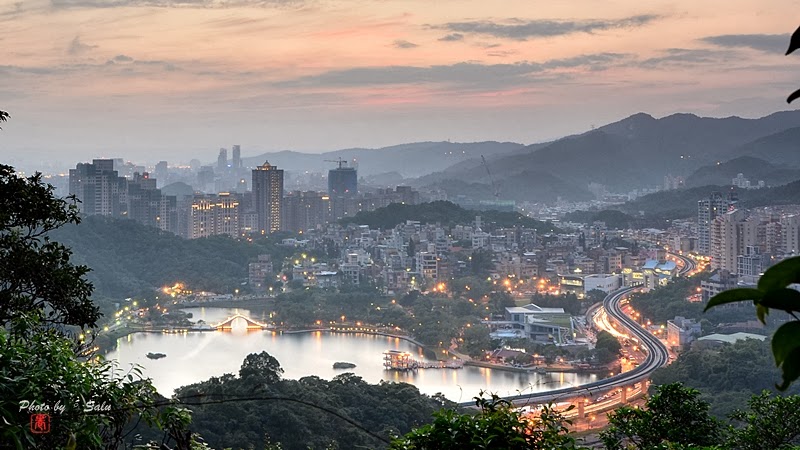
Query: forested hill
[[340, 201, 558, 232], [167, 355, 451, 450], [616, 179, 800, 219], [50, 216, 293, 301]]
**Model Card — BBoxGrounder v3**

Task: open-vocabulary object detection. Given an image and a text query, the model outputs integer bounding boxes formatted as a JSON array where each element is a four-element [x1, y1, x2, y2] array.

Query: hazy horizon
[[1, 0, 799, 170]]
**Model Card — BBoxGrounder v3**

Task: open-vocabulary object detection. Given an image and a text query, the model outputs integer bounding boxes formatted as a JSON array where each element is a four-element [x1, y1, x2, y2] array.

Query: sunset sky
[[1, 0, 798, 167]]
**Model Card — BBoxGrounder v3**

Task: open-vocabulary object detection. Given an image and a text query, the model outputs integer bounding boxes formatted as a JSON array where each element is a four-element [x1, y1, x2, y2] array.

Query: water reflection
[[106, 307, 598, 401]]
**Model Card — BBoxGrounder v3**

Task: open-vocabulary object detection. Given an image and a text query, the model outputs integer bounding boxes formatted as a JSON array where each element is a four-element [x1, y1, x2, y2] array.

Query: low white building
[[583, 274, 621, 293]]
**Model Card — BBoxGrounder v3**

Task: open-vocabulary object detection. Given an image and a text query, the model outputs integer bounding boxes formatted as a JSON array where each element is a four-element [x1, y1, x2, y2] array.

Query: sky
[[0, 0, 798, 169]]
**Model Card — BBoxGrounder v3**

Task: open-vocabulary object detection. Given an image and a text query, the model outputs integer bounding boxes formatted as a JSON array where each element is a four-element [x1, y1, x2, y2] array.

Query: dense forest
[[340, 200, 558, 232], [165, 352, 451, 450], [50, 216, 294, 303], [651, 337, 800, 418], [627, 276, 766, 333]]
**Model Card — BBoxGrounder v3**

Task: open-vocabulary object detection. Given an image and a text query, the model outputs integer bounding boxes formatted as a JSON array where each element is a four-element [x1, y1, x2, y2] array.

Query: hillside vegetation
[[51, 216, 293, 301], [340, 200, 558, 232]]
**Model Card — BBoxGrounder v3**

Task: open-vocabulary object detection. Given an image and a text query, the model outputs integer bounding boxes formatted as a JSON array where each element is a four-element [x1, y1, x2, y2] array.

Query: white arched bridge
[[212, 314, 271, 330]]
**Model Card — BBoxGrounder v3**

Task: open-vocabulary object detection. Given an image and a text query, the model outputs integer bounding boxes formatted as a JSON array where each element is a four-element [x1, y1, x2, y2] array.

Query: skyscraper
[[252, 161, 284, 235], [232, 145, 241, 169], [69, 159, 127, 216], [217, 148, 228, 172], [328, 162, 357, 197], [697, 191, 737, 255]]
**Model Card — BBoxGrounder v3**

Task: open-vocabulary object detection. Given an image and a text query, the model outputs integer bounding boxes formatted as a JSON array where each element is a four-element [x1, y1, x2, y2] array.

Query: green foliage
[[530, 292, 584, 316], [340, 201, 557, 233], [705, 256, 800, 390], [0, 164, 203, 449], [0, 110, 8, 129], [239, 352, 284, 384], [51, 215, 294, 302], [175, 355, 449, 450], [459, 324, 496, 358], [0, 164, 98, 329], [650, 338, 799, 418], [469, 248, 495, 278], [602, 383, 721, 450], [726, 391, 800, 450], [389, 393, 585, 450], [631, 276, 749, 328], [594, 330, 622, 364], [0, 317, 160, 449]]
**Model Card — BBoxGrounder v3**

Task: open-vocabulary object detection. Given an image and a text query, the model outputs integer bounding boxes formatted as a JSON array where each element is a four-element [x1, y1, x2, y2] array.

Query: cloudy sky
[[0, 0, 798, 168]]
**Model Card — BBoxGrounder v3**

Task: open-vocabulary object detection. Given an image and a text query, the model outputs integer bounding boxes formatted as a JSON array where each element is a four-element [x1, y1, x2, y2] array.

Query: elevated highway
[[458, 287, 669, 407], [669, 251, 696, 277]]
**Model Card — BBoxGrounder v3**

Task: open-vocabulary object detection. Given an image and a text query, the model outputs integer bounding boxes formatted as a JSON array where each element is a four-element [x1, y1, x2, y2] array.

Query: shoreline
[[96, 324, 611, 377]]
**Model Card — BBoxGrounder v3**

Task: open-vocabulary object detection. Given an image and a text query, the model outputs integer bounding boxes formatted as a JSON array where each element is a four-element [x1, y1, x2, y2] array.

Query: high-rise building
[[282, 191, 331, 233], [710, 209, 745, 272], [69, 159, 127, 216], [782, 215, 800, 255], [232, 145, 241, 169], [252, 161, 284, 235], [217, 148, 228, 172], [328, 162, 357, 198], [154, 161, 168, 187], [188, 193, 241, 239], [697, 192, 736, 255]]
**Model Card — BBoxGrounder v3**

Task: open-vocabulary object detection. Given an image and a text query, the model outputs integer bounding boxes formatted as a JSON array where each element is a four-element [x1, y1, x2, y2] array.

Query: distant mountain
[[618, 178, 800, 219], [239, 141, 525, 178], [430, 170, 593, 204], [729, 127, 800, 166], [685, 156, 800, 188], [416, 110, 800, 202]]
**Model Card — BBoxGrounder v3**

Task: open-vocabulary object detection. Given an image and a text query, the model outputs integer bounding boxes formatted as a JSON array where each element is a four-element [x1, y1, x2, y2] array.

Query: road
[[669, 251, 697, 277], [457, 287, 670, 407]]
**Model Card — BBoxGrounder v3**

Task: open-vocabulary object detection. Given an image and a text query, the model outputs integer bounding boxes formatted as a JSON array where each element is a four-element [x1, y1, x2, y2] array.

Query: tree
[[0, 164, 98, 329], [0, 159, 197, 449], [601, 383, 721, 450], [390, 393, 586, 450], [704, 255, 800, 390], [0, 110, 8, 129], [239, 351, 284, 384], [725, 391, 800, 450]]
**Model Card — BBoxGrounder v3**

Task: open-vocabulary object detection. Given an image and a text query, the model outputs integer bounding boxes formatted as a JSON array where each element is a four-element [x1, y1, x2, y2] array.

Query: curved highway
[[670, 251, 696, 277], [458, 287, 670, 407]]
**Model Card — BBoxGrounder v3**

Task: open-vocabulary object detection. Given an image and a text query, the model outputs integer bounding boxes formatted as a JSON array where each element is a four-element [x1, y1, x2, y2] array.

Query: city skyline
[[1, 0, 798, 168]]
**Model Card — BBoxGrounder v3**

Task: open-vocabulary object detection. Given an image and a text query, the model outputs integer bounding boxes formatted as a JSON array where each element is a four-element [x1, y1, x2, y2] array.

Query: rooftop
[[697, 332, 767, 344]]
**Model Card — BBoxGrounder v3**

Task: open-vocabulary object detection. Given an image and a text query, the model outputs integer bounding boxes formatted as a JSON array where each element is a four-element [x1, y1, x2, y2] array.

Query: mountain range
[[412, 110, 800, 202], [238, 110, 800, 203]]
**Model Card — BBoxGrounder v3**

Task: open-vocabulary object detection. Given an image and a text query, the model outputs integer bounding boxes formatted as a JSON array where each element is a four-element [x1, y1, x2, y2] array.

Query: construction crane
[[325, 157, 348, 169], [481, 155, 500, 198]]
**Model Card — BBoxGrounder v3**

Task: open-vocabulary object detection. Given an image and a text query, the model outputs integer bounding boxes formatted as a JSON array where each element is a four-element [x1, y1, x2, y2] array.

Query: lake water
[[106, 307, 598, 402]]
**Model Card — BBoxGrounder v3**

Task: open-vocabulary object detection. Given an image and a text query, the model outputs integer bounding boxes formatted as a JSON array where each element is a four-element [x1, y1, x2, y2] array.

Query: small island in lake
[[333, 362, 356, 369], [146, 352, 167, 359]]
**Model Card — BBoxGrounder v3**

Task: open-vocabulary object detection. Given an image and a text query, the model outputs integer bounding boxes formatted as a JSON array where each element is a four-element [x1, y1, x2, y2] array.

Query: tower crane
[[325, 157, 348, 169], [481, 155, 500, 198]]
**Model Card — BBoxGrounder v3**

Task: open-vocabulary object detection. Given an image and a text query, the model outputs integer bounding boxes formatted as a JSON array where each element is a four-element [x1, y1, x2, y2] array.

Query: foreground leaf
[[772, 321, 800, 366], [776, 347, 800, 391], [758, 257, 800, 292], [758, 288, 800, 313], [756, 304, 769, 324], [788, 88, 800, 104], [787, 24, 800, 55], [704, 288, 762, 312]]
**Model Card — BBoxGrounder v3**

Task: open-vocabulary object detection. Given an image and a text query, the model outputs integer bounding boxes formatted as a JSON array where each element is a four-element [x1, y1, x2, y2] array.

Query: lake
[[106, 307, 598, 402]]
